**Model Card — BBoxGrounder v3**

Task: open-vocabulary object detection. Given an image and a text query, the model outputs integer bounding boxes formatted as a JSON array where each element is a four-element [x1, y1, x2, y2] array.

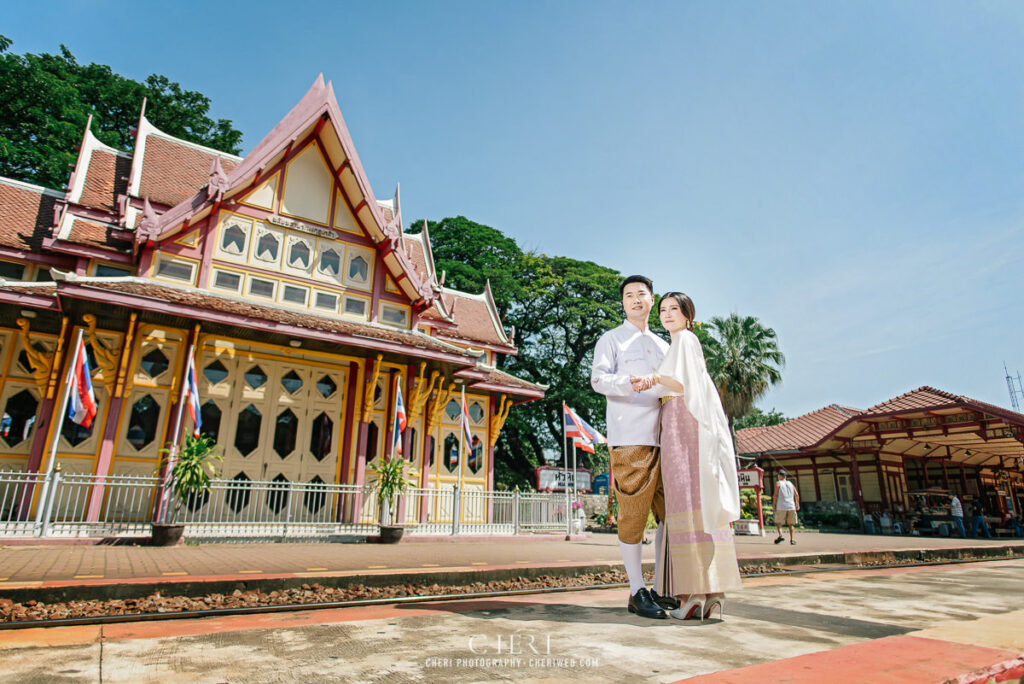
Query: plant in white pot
[[369, 454, 413, 543], [152, 434, 222, 546]]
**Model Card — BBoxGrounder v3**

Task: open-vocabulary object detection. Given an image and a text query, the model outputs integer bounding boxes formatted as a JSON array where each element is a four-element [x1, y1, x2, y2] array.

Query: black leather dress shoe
[[627, 588, 668, 619], [650, 589, 680, 611]]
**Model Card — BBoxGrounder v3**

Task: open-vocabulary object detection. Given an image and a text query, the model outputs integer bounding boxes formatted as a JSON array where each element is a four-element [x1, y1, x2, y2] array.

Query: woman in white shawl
[[631, 292, 742, 621]]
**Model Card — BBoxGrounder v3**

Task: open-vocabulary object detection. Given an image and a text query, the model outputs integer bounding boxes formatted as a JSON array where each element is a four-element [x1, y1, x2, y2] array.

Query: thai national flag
[[563, 403, 607, 454], [68, 337, 97, 428], [184, 353, 202, 438], [461, 395, 473, 447], [392, 382, 407, 455]]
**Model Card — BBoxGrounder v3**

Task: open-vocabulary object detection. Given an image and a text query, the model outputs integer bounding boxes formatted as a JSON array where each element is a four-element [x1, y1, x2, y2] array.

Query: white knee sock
[[619, 541, 646, 594], [653, 522, 665, 590]]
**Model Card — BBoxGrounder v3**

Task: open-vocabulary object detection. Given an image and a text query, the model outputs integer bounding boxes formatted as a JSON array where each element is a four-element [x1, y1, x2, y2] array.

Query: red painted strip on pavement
[[675, 635, 1024, 684]]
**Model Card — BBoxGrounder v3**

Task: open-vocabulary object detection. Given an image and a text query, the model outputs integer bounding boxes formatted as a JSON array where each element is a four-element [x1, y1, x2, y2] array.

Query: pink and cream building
[[0, 76, 543, 521]]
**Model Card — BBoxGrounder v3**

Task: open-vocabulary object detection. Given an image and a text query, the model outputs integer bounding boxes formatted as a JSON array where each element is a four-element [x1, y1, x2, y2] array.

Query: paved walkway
[[1, 531, 1022, 600], [3, 558, 1023, 682]]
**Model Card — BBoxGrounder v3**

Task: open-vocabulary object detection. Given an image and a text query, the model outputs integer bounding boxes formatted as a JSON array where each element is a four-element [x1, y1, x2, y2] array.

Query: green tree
[[415, 216, 524, 321], [0, 37, 242, 189], [734, 407, 788, 430], [418, 217, 624, 488], [704, 312, 786, 437]]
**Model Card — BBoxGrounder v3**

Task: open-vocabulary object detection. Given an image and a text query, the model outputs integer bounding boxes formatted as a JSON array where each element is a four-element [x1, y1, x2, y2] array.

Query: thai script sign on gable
[[268, 215, 338, 240]]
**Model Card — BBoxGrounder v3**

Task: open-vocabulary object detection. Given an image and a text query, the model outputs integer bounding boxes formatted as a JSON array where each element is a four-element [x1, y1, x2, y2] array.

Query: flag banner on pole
[[68, 337, 97, 428], [461, 394, 473, 446], [185, 352, 202, 438], [392, 381, 407, 455], [562, 403, 607, 453]]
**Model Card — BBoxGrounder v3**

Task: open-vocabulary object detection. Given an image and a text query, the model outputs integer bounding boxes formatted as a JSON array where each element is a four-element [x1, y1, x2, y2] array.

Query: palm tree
[[702, 313, 785, 438]]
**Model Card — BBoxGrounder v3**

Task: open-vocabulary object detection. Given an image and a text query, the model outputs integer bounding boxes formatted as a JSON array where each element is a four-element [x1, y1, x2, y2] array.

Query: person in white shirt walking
[[773, 469, 800, 545], [950, 495, 966, 538], [591, 275, 671, 619]]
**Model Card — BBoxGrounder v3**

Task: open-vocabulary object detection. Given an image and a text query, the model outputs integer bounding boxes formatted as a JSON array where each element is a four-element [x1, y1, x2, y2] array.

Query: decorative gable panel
[[281, 144, 332, 225]]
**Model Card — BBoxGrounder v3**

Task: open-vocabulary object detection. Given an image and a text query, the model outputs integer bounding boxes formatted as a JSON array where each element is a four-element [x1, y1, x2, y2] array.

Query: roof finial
[[136, 197, 161, 246], [207, 157, 229, 200]]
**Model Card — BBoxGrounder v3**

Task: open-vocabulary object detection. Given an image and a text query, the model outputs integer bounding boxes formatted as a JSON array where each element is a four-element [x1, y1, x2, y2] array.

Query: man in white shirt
[[950, 495, 966, 538], [591, 275, 671, 619], [773, 469, 800, 545]]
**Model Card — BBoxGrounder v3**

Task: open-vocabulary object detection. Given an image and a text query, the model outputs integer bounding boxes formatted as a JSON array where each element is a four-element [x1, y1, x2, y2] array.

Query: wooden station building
[[737, 386, 1024, 522], [0, 76, 544, 521]]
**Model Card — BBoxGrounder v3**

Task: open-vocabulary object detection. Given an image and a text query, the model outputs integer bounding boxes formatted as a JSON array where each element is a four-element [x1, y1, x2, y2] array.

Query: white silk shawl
[[656, 329, 741, 533]]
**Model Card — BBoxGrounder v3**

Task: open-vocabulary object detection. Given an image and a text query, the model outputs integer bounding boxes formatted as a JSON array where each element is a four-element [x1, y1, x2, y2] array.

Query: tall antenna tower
[[1005, 363, 1023, 411]]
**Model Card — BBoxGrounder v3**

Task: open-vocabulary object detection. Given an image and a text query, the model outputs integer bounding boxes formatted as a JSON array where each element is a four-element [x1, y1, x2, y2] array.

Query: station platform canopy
[[738, 386, 1024, 475]]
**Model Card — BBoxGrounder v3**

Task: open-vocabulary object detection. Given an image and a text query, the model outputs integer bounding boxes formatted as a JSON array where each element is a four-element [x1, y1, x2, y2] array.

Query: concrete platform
[[1, 531, 1022, 604], [2, 558, 1023, 682]]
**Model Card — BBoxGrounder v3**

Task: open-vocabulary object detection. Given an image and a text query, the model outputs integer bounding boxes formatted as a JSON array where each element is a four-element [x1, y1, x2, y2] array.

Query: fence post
[[38, 465, 62, 538], [451, 485, 461, 536], [513, 488, 520, 535], [283, 481, 296, 538]]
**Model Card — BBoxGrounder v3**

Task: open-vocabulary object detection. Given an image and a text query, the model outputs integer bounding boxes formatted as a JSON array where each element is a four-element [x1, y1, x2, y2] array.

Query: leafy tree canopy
[[734, 407, 788, 431], [415, 217, 624, 487], [0, 36, 243, 189]]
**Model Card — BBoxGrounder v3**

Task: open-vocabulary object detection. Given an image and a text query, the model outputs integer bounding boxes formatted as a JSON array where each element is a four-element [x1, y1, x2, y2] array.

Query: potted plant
[[369, 454, 413, 543], [152, 434, 222, 546]]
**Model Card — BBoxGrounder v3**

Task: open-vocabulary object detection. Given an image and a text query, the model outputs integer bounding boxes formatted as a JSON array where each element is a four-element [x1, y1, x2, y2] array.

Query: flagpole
[[44, 328, 84, 477], [389, 374, 398, 462], [563, 420, 571, 536], [35, 328, 84, 525], [458, 385, 466, 492], [158, 340, 195, 523]]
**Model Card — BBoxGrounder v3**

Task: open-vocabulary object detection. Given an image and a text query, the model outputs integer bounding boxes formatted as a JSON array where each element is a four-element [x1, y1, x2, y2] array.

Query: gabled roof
[[66, 121, 132, 215], [861, 386, 1002, 417], [129, 113, 241, 210], [52, 213, 133, 254], [425, 284, 514, 350], [736, 404, 861, 454], [145, 75, 434, 308], [0, 177, 62, 254]]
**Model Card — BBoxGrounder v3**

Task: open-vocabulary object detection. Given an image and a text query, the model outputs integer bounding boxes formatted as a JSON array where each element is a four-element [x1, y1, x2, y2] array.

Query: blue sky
[[5, 2, 1024, 418]]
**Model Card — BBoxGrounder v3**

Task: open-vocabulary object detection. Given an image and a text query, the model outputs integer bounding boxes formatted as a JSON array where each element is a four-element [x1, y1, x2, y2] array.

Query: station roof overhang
[[805, 388, 1024, 474], [0, 276, 545, 401]]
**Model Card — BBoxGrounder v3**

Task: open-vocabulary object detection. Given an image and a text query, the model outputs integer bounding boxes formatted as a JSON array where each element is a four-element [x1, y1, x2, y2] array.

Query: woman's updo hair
[[659, 292, 695, 330]]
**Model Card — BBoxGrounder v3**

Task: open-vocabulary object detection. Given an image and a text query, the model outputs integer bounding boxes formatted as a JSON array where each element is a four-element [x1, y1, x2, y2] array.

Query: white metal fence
[[0, 469, 572, 540]]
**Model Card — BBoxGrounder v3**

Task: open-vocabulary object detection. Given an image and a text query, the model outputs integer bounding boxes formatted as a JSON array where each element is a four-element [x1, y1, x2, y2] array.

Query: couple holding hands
[[591, 275, 742, 622]]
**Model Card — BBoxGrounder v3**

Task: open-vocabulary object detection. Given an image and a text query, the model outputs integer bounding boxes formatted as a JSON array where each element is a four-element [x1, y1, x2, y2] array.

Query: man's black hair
[[619, 275, 654, 298]]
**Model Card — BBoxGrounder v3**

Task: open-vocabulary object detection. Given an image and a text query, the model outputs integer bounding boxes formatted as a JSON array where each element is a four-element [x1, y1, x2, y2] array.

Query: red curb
[[676, 635, 1024, 684]]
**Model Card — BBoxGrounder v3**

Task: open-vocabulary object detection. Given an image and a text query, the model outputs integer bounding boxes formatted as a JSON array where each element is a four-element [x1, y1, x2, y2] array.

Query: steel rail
[[1, 554, 1019, 631]]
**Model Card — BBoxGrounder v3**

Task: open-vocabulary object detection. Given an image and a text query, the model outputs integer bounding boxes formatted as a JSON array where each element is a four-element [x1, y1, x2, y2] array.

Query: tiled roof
[[65, 217, 132, 252], [861, 385, 1024, 425], [0, 179, 59, 253], [863, 386, 968, 415], [736, 404, 860, 454], [138, 135, 239, 208], [78, 149, 131, 214], [58, 277, 476, 358], [404, 236, 432, 285], [432, 289, 511, 348], [481, 366, 546, 393]]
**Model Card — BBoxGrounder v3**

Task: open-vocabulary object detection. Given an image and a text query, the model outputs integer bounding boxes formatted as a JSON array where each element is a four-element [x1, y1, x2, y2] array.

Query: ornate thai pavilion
[[0, 76, 544, 522]]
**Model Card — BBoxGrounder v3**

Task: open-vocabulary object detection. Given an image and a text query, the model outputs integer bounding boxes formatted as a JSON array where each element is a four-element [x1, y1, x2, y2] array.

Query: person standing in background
[[773, 470, 800, 545]]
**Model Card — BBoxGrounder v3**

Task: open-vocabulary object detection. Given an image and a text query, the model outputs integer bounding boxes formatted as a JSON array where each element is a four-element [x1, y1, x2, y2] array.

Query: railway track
[[1, 554, 1017, 631]]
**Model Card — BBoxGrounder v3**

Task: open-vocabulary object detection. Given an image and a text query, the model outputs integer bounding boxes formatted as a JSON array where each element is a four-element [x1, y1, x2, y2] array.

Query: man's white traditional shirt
[[591, 320, 669, 446]]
